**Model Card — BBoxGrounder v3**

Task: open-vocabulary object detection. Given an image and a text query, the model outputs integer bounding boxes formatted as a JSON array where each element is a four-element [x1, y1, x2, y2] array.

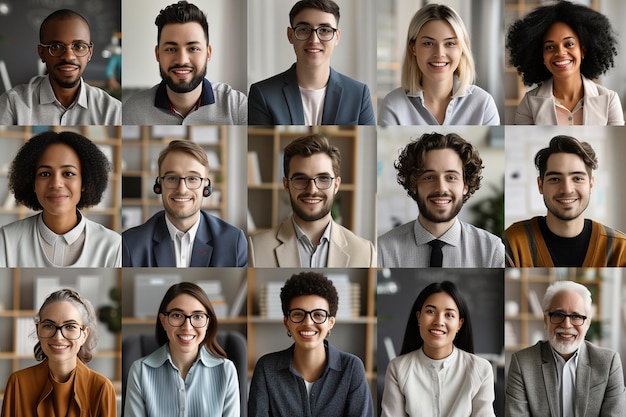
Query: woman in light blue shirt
[[124, 282, 239, 417], [378, 4, 499, 126]]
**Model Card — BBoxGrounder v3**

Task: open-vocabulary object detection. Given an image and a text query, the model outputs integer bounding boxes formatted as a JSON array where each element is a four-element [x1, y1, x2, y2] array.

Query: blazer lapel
[[574, 342, 591, 417], [282, 66, 305, 124], [540, 342, 561, 417], [274, 220, 301, 267], [190, 214, 213, 267], [529, 81, 558, 124], [152, 216, 176, 267], [322, 68, 342, 124], [327, 221, 349, 267]]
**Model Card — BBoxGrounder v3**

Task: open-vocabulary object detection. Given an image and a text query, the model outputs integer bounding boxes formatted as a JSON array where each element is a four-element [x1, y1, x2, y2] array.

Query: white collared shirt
[[552, 347, 579, 417], [37, 211, 86, 266], [293, 216, 331, 267], [165, 215, 201, 267]]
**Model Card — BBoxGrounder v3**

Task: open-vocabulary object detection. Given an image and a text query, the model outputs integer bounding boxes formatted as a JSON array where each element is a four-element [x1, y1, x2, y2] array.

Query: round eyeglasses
[[289, 175, 335, 190], [37, 322, 85, 340], [158, 175, 208, 190], [548, 312, 587, 326], [292, 25, 337, 42], [39, 42, 93, 57], [287, 308, 330, 324], [164, 311, 209, 328]]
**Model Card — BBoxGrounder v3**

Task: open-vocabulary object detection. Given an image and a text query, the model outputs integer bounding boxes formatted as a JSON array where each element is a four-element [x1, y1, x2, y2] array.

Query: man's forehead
[[42, 15, 90, 38], [292, 8, 338, 26], [545, 152, 587, 169]]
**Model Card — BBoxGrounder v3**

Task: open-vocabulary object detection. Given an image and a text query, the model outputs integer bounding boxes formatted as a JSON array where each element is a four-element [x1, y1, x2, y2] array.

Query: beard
[[50, 61, 82, 89], [416, 192, 464, 224], [160, 62, 207, 93], [544, 193, 589, 222], [290, 192, 333, 222], [548, 328, 584, 357]]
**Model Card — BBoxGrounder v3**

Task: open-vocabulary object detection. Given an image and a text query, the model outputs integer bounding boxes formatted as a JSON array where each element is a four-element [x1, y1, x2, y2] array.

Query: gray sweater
[[248, 340, 374, 417]]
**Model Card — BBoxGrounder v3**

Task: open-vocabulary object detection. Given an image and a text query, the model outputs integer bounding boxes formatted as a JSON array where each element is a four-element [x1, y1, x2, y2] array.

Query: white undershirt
[[300, 86, 326, 125]]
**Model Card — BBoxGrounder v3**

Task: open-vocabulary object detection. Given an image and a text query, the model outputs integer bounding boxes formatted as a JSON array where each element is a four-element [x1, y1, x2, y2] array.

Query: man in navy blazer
[[248, 0, 375, 125], [122, 140, 247, 267]]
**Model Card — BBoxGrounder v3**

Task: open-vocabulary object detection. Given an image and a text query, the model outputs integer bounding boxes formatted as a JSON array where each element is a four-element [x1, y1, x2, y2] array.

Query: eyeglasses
[[164, 311, 209, 328], [37, 322, 85, 340], [39, 42, 93, 57], [287, 308, 330, 324], [548, 312, 587, 326], [289, 175, 335, 190], [158, 175, 208, 190], [292, 25, 337, 41]]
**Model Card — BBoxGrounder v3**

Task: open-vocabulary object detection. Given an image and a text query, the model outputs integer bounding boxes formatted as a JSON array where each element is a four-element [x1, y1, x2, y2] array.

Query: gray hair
[[34, 289, 99, 363], [541, 280, 592, 319]]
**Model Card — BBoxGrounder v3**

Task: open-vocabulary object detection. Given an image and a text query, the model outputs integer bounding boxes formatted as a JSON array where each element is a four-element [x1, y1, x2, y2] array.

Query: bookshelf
[[120, 125, 230, 231], [247, 126, 361, 234], [0, 268, 122, 402], [0, 125, 122, 232], [246, 268, 377, 391]]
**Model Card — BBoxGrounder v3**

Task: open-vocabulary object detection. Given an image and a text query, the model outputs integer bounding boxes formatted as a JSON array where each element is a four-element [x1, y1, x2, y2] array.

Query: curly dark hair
[[506, 0, 618, 86], [156, 1, 209, 44], [395, 132, 483, 204], [535, 135, 598, 179], [280, 271, 339, 317], [9, 131, 111, 211]]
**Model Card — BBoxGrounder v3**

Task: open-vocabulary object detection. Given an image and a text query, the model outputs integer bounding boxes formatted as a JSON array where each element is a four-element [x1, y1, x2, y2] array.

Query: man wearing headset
[[122, 140, 247, 267]]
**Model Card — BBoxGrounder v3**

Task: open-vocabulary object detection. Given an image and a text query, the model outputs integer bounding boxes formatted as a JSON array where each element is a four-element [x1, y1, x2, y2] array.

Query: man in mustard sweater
[[505, 135, 626, 266]]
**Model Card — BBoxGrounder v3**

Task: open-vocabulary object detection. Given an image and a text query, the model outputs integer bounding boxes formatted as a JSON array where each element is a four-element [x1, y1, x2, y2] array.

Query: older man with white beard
[[505, 280, 625, 417]]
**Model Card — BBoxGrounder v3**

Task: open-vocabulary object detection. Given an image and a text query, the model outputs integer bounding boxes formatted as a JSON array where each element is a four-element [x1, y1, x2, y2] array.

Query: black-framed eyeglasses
[[287, 308, 330, 324], [157, 175, 209, 190], [548, 312, 587, 326], [37, 322, 86, 340], [289, 175, 335, 190], [164, 311, 210, 328], [292, 25, 337, 41], [39, 42, 93, 57]]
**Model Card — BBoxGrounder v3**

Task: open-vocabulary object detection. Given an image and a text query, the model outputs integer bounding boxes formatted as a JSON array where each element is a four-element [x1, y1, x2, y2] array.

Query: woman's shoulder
[[76, 360, 114, 386], [456, 349, 492, 374], [84, 217, 120, 237], [7, 360, 48, 382], [1, 214, 38, 233]]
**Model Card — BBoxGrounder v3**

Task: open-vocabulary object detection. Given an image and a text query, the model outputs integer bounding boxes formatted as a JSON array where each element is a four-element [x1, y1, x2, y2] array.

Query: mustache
[[555, 328, 578, 336], [168, 65, 195, 71], [55, 60, 79, 67]]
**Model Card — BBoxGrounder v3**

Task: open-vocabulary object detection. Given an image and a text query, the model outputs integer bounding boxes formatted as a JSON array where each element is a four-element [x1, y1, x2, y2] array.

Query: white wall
[[122, 0, 247, 93]]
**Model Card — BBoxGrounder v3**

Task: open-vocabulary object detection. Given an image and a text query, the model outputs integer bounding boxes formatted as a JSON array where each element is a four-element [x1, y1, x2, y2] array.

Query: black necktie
[[429, 239, 445, 267]]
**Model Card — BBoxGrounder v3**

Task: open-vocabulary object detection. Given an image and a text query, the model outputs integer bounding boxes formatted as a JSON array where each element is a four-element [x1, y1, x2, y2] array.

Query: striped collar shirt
[[293, 216, 332, 267]]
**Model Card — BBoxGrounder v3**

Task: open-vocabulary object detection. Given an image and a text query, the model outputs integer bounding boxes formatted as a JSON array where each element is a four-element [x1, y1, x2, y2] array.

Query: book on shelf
[[230, 278, 247, 318], [248, 151, 262, 184], [528, 290, 543, 317], [16, 317, 36, 355], [197, 280, 228, 318], [190, 126, 220, 143]]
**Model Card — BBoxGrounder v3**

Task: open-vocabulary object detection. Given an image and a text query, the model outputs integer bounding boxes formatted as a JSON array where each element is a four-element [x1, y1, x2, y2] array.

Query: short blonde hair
[[401, 4, 475, 97]]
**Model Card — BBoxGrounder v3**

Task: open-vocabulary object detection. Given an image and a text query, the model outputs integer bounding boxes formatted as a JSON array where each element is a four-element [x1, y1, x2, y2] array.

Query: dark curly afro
[[395, 132, 483, 204], [506, 0, 618, 86], [9, 131, 111, 211], [280, 271, 339, 317]]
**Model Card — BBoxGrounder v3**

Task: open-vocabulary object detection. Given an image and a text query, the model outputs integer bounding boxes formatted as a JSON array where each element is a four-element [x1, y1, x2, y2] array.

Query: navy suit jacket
[[248, 64, 375, 125], [122, 211, 247, 267]]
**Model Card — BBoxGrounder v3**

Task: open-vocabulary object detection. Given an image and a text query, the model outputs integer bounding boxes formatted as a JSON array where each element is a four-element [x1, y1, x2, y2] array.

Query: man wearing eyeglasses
[[122, 140, 247, 267], [0, 9, 121, 125], [506, 280, 625, 416], [248, 134, 375, 267], [248, 0, 375, 125]]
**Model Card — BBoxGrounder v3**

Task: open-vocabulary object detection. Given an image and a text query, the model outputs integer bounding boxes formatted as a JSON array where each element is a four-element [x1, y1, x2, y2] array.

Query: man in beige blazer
[[248, 134, 375, 267]]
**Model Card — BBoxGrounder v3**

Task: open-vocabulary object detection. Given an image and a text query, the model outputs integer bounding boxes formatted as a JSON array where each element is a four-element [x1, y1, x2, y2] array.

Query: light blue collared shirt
[[293, 217, 331, 267], [124, 344, 239, 417]]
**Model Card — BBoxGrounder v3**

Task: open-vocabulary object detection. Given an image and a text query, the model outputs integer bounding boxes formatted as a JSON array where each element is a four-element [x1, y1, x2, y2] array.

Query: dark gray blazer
[[506, 340, 626, 416], [122, 210, 247, 267], [248, 64, 375, 125]]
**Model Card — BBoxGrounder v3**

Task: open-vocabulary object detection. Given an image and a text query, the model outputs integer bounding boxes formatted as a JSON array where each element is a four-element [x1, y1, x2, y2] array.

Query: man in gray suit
[[506, 280, 625, 416], [248, 133, 375, 267]]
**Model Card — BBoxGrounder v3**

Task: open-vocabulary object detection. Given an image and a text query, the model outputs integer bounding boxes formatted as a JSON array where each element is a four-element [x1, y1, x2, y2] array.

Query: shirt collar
[[144, 344, 223, 369], [407, 76, 467, 99], [164, 213, 201, 243], [40, 75, 87, 108], [551, 345, 580, 366], [154, 78, 215, 111], [282, 340, 343, 373], [37, 211, 86, 245], [413, 217, 461, 247], [292, 216, 332, 245]]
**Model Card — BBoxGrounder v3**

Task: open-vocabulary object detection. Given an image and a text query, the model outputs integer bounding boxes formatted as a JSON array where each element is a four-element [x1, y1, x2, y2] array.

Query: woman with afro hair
[[506, 0, 623, 125], [249, 271, 374, 417], [0, 131, 121, 267]]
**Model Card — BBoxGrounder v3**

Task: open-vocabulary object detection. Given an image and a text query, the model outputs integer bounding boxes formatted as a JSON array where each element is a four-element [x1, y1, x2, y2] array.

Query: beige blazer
[[514, 77, 624, 125], [248, 218, 376, 267]]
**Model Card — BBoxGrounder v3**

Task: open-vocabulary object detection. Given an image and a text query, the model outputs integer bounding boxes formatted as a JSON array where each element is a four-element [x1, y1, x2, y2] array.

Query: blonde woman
[[378, 4, 499, 126]]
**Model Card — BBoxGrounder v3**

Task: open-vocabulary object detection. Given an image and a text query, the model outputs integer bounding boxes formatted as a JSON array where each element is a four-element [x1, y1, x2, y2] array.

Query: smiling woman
[[0, 289, 116, 417], [0, 130, 121, 267]]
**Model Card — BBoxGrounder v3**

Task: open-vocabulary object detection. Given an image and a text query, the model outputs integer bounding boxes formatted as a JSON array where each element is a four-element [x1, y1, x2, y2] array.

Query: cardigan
[[514, 77, 624, 125], [0, 213, 121, 267], [0, 359, 116, 417], [248, 341, 374, 417], [381, 347, 495, 417], [505, 216, 626, 267]]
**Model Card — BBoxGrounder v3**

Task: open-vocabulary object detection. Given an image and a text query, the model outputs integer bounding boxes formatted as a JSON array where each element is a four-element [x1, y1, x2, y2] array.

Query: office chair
[[121, 331, 247, 417]]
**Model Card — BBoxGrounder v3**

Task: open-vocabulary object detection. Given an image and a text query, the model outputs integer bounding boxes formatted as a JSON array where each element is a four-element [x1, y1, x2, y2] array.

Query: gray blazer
[[506, 340, 626, 416], [248, 64, 375, 125], [514, 77, 624, 125]]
